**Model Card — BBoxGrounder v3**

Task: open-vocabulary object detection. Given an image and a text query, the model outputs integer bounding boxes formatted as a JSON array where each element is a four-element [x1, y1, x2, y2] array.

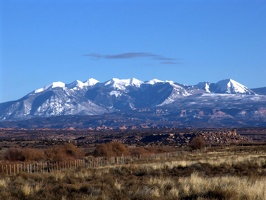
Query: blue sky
[[1, 0, 266, 103]]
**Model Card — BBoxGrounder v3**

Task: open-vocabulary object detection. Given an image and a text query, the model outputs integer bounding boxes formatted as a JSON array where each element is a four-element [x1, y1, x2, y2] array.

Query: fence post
[[9, 164, 11, 175]]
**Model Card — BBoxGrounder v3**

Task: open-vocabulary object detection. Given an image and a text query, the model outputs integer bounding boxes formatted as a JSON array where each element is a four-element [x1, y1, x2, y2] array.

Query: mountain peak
[[129, 78, 143, 87], [2, 77, 265, 124], [35, 81, 65, 93], [214, 79, 255, 94], [196, 82, 211, 93], [67, 80, 84, 89], [146, 79, 164, 85], [84, 78, 99, 86], [104, 78, 143, 89]]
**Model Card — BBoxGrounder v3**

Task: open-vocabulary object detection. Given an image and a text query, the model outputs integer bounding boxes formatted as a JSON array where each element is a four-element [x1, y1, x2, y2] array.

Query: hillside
[[0, 78, 265, 128]]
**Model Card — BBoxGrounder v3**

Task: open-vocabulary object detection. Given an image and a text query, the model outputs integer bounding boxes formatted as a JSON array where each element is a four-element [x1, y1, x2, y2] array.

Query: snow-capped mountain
[[145, 79, 164, 85], [104, 78, 143, 90], [195, 82, 211, 93], [1, 84, 108, 120], [34, 81, 66, 93], [195, 79, 255, 94], [211, 79, 255, 94], [0, 78, 265, 128]]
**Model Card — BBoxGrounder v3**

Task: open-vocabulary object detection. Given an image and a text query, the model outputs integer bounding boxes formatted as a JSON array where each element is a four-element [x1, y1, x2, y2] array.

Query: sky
[[1, 0, 266, 103]]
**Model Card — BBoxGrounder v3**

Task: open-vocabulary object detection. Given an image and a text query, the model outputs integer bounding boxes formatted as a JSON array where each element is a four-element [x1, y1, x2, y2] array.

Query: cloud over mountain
[[84, 52, 179, 65]]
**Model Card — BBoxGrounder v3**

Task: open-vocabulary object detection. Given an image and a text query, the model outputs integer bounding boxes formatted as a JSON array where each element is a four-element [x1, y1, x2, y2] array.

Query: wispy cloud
[[84, 52, 180, 65], [160, 61, 181, 65]]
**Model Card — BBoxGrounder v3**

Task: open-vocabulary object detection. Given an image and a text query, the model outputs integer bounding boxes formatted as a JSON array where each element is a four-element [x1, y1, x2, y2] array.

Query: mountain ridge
[[28, 78, 259, 97], [0, 78, 265, 128]]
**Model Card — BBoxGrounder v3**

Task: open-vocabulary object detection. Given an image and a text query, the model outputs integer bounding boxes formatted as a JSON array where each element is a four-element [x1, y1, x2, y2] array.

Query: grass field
[[0, 145, 265, 200]]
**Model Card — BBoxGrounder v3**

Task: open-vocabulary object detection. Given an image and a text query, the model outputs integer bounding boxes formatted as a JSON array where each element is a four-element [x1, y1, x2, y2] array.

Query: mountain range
[[0, 78, 266, 128]]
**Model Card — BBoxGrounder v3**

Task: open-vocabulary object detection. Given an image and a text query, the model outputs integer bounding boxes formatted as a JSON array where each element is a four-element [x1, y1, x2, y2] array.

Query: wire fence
[[1, 148, 263, 175], [0, 151, 185, 175]]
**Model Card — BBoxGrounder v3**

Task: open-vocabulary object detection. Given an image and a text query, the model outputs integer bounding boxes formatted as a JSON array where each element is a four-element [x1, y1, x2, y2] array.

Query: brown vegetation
[[93, 142, 129, 157], [44, 143, 84, 162], [0, 128, 265, 199], [189, 136, 206, 150], [92, 142, 175, 157], [3, 143, 84, 162], [4, 148, 26, 161], [0, 147, 265, 200]]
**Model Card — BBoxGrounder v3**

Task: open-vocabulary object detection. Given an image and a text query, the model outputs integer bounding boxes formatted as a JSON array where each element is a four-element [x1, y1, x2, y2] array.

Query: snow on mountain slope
[[0, 77, 263, 122], [1, 80, 108, 120], [35, 81, 66, 93], [104, 78, 143, 90], [29, 90, 108, 117], [195, 82, 211, 93], [35, 79, 100, 94], [212, 79, 255, 94], [146, 79, 164, 85], [66, 80, 86, 89], [2, 93, 108, 120], [84, 78, 99, 86], [158, 83, 191, 106]]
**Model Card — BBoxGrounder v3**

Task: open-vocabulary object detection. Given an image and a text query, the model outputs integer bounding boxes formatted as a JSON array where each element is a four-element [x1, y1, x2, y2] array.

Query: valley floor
[[0, 146, 265, 200]]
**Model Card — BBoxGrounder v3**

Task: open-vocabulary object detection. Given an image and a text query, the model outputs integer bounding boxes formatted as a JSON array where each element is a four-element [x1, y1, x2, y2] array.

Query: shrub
[[63, 143, 84, 158], [129, 147, 149, 157], [22, 148, 45, 161], [93, 143, 110, 157], [93, 142, 128, 157], [4, 148, 25, 161], [189, 136, 206, 150], [44, 143, 84, 161], [111, 142, 128, 156], [4, 147, 46, 162]]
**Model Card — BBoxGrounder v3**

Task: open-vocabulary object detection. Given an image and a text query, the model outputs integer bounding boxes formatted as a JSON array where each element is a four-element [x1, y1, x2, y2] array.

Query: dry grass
[[0, 147, 265, 199], [178, 173, 266, 199], [0, 178, 8, 188]]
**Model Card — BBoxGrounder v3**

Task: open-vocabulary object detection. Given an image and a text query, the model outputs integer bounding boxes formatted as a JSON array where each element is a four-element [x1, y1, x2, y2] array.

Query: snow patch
[[105, 78, 143, 90], [109, 91, 122, 97], [67, 80, 85, 89], [84, 78, 99, 86], [35, 81, 65, 93], [215, 79, 253, 94], [146, 79, 164, 85], [196, 82, 211, 93]]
